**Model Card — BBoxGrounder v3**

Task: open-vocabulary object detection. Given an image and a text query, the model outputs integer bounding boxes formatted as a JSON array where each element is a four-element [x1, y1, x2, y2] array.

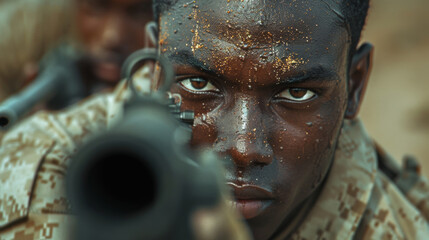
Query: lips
[[94, 62, 121, 83], [86, 51, 125, 83], [226, 182, 274, 219]]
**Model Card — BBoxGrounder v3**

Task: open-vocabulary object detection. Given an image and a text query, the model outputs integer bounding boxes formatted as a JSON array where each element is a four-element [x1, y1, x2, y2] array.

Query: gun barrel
[[67, 98, 220, 240], [0, 68, 63, 130]]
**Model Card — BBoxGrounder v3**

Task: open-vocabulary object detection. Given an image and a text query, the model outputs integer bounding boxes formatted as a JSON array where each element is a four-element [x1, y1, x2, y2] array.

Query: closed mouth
[[226, 182, 274, 219]]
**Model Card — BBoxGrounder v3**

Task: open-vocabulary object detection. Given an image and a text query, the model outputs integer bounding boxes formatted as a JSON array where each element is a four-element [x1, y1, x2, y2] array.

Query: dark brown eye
[[179, 78, 219, 92], [190, 78, 208, 89], [277, 88, 316, 101], [289, 88, 307, 98]]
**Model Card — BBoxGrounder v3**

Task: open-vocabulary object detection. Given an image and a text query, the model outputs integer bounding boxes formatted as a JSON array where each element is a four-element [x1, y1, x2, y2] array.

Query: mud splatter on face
[[190, 3, 204, 53], [161, 0, 352, 239]]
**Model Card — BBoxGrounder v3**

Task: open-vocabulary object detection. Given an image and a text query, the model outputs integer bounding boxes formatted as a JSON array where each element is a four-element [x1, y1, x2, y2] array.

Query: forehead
[[160, 0, 350, 66]]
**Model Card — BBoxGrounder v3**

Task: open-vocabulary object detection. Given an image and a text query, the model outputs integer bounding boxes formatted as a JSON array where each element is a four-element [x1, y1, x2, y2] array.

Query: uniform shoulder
[[354, 169, 429, 239], [0, 111, 57, 229], [0, 90, 118, 230]]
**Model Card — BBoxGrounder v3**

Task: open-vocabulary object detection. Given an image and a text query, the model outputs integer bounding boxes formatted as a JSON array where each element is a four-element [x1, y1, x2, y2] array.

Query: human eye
[[276, 88, 316, 102], [179, 77, 219, 93]]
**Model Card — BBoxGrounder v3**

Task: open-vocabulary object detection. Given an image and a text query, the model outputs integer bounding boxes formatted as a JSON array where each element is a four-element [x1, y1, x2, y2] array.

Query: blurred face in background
[[75, 0, 152, 83]]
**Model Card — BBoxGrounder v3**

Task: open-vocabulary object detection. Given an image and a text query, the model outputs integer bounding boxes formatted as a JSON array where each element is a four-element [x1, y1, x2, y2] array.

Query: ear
[[345, 43, 374, 119], [144, 21, 158, 49]]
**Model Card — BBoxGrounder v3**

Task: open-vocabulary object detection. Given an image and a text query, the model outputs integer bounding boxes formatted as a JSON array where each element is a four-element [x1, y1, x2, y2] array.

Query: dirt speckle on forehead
[[196, 0, 317, 49]]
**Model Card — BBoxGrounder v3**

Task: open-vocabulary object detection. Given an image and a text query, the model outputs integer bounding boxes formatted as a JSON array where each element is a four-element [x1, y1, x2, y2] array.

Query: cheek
[[271, 100, 345, 195], [190, 112, 218, 148]]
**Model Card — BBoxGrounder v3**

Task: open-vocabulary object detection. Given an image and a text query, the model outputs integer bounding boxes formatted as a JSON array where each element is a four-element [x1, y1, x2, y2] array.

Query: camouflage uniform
[[1, 69, 429, 239], [0, 77, 131, 239], [274, 119, 429, 239]]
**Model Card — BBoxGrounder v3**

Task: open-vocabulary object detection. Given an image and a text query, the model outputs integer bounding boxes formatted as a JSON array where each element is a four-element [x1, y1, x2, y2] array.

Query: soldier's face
[[163, 0, 357, 238], [75, 0, 152, 83]]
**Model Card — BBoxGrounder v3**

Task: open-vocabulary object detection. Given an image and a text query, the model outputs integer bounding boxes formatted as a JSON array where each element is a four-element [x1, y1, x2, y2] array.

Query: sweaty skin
[[75, 0, 152, 84], [160, 0, 372, 239]]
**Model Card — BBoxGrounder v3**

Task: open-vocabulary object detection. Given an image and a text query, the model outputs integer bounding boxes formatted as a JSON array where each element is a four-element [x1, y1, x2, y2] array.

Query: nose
[[214, 96, 273, 168]]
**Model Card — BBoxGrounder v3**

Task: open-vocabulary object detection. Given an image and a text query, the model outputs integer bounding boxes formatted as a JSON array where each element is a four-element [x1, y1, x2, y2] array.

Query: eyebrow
[[168, 50, 220, 76], [279, 65, 340, 85], [168, 50, 339, 84]]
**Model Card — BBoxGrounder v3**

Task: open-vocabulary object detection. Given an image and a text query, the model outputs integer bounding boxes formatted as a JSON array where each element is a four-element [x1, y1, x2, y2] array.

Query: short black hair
[[153, 0, 369, 55], [342, 0, 370, 55], [152, 0, 177, 20]]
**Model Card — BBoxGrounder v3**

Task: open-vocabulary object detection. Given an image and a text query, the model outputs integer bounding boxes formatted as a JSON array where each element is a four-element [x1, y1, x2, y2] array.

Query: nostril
[[259, 154, 273, 165], [227, 146, 273, 168]]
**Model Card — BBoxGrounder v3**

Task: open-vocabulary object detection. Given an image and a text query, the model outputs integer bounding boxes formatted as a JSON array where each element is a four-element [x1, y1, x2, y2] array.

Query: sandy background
[[359, 0, 429, 177]]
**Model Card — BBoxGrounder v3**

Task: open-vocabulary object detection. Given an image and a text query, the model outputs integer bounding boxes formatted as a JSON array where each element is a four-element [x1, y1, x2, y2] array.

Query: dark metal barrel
[[67, 97, 221, 240], [67, 50, 221, 240], [0, 46, 84, 130]]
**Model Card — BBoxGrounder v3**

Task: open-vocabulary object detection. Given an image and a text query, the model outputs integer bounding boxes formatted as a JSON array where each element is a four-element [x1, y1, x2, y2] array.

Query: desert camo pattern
[[274, 119, 429, 239], [1, 71, 429, 239], [0, 76, 131, 239]]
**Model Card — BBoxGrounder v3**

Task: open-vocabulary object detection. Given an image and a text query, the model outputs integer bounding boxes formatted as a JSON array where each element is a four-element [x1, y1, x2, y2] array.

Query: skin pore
[[74, 0, 152, 84], [158, 0, 373, 239]]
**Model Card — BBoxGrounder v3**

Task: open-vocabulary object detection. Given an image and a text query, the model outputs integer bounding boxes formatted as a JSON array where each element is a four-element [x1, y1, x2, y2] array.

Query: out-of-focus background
[[0, 0, 71, 99], [0, 0, 427, 175], [360, 0, 429, 177]]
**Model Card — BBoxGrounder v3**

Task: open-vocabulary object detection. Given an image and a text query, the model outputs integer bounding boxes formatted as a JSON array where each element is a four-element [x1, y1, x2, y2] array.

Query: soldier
[[71, 0, 154, 89], [1, 0, 429, 240], [0, 0, 154, 125]]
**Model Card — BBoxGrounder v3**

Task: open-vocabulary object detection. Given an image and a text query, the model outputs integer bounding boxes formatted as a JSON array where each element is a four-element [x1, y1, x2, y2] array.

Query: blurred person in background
[[0, 0, 71, 101], [0, 0, 153, 122], [72, 0, 153, 90]]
